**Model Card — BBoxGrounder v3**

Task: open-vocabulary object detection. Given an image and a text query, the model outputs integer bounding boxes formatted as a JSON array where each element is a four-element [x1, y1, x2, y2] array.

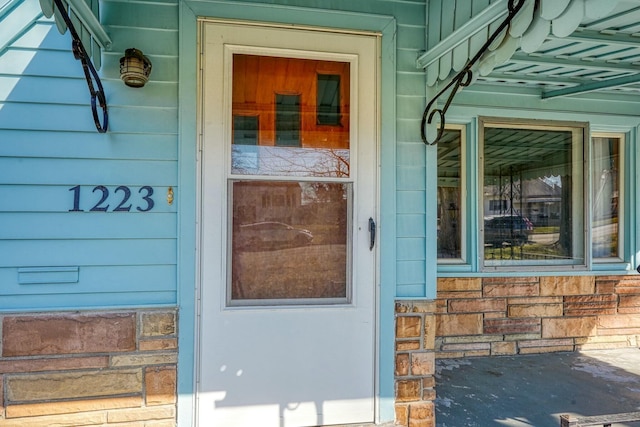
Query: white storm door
[[198, 20, 379, 427]]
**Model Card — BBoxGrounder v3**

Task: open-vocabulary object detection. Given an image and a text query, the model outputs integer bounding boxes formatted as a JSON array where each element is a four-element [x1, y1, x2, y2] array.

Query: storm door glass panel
[[437, 128, 462, 260], [482, 121, 585, 267], [230, 181, 350, 303], [231, 54, 350, 177], [592, 135, 621, 260], [229, 53, 352, 305]]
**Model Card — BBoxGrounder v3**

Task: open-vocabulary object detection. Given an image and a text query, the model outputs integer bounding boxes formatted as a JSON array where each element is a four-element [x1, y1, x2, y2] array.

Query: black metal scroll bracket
[[420, 0, 526, 145], [53, 0, 108, 133]]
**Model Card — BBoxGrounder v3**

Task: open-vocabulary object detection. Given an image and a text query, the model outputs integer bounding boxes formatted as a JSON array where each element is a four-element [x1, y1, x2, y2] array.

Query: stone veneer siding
[[0, 310, 177, 427], [435, 276, 640, 358], [394, 300, 437, 427]]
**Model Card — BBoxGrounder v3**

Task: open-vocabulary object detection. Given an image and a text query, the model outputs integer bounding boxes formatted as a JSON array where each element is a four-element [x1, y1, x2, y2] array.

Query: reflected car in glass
[[235, 221, 314, 250], [484, 215, 533, 247]]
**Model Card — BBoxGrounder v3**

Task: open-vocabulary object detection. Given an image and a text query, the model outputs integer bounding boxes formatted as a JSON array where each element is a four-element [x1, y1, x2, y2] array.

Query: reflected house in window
[[232, 54, 350, 149], [484, 177, 562, 227], [232, 55, 351, 177], [233, 181, 303, 225], [523, 177, 562, 227]]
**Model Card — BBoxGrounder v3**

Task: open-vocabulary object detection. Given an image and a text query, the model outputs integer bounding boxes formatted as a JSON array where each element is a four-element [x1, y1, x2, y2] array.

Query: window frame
[[478, 117, 590, 272], [591, 131, 625, 264], [437, 123, 467, 265], [224, 46, 363, 307]]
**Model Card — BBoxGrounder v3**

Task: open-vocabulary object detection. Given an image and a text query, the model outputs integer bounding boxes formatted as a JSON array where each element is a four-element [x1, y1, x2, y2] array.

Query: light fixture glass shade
[[119, 48, 152, 88]]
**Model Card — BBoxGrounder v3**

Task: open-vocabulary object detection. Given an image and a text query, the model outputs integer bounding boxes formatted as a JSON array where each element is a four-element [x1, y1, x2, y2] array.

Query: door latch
[[368, 217, 376, 251]]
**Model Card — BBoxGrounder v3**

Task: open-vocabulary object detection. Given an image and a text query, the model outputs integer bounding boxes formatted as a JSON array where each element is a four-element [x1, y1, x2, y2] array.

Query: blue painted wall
[[1, 1, 427, 423], [1, 0, 431, 310], [0, 0, 179, 310]]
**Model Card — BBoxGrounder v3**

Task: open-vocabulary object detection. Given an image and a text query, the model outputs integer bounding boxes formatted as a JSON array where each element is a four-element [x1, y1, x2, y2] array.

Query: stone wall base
[[0, 309, 178, 426], [394, 300, 436, 427], [436, 276, 640, 358]]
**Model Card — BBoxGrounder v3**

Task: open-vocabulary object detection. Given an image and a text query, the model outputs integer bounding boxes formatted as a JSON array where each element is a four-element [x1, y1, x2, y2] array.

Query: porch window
[[480, 118, 587, 269], [592, 133, 623, 261], [437, 126, 465, 261]]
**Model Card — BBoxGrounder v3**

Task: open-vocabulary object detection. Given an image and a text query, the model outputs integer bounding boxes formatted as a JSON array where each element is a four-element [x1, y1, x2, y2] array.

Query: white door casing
[[197, 20, 380, 427]]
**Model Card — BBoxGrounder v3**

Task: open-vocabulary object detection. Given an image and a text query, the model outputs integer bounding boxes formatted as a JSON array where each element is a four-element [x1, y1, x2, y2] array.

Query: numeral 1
[[69, 185, 83, 212]]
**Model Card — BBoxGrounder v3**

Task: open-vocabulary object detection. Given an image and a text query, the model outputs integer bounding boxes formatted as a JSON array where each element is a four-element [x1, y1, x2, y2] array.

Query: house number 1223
[[68, 185, 155, 212]]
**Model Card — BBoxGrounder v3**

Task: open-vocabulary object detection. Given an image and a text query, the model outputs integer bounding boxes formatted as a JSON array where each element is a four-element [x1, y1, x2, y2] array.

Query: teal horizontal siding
[[1, 213, 176, 238], [1, 265, 176, 295], [0, 185, 177, 213], [396, 118, 423, 143], [397, 237, 425, 260], [396, 24, 425, 51], [396, 283, 427, 298], [1, 1, 179, 310], [397, 93, 426, 117], [0, 131, 177, 160], [107, 27, 179, 56], [397, 191, 425, 213], [11, 21, 68, 50], [397, 166, 426, 190], [0, 103, 178, 133], [0, 49, 84, 78], [397, 71, 428, 97], [0, 239, 176, 267], [101, 1, 178, 30], [397, 260, 425, 283], [397, 141, 426, 166], [397, 213, 426, 237], [0, 76, 96, 104], [0, 76, 178, 108], [3, 0, 430, 313], [1, 158, 177, 185], [224, 0, 425, 26], [2, 291, 176, 311]]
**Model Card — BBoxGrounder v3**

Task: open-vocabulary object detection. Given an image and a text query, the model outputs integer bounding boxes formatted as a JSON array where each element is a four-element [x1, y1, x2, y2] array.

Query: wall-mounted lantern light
[[119, 48, 152, 88]]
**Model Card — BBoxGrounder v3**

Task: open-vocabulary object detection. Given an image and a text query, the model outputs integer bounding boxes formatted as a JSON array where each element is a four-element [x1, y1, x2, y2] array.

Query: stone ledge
[[5, 396, 142, 418], [2, 313, 136, 357], [0, 356, 109, 374], [6, 369, 143, 403]]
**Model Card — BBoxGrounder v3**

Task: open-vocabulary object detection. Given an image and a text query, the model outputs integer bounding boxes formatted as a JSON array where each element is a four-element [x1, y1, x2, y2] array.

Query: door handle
[[368, 217, 376, 251]]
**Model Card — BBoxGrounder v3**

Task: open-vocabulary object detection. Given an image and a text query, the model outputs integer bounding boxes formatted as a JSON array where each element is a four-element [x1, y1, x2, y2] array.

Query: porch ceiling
[[421, 0, 640, 102]]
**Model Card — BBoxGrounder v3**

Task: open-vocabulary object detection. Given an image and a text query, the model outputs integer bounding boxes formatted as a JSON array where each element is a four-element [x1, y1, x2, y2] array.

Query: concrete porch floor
[[435, 348, 640, 427]]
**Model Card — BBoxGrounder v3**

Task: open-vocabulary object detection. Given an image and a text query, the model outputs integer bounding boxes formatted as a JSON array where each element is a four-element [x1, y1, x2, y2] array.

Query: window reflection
[[230, 181, 350, 302], [592, 136, 621, 259], [231, 145, 350, 177], [437, 129, 462, 259], [482, 122, 585, 266], [232, 54, 350, 177]]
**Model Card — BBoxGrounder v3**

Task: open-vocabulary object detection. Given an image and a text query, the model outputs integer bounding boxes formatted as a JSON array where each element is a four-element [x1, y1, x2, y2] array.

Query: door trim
[[197, 20, 378, 426], [178, 4, 397, 425]]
